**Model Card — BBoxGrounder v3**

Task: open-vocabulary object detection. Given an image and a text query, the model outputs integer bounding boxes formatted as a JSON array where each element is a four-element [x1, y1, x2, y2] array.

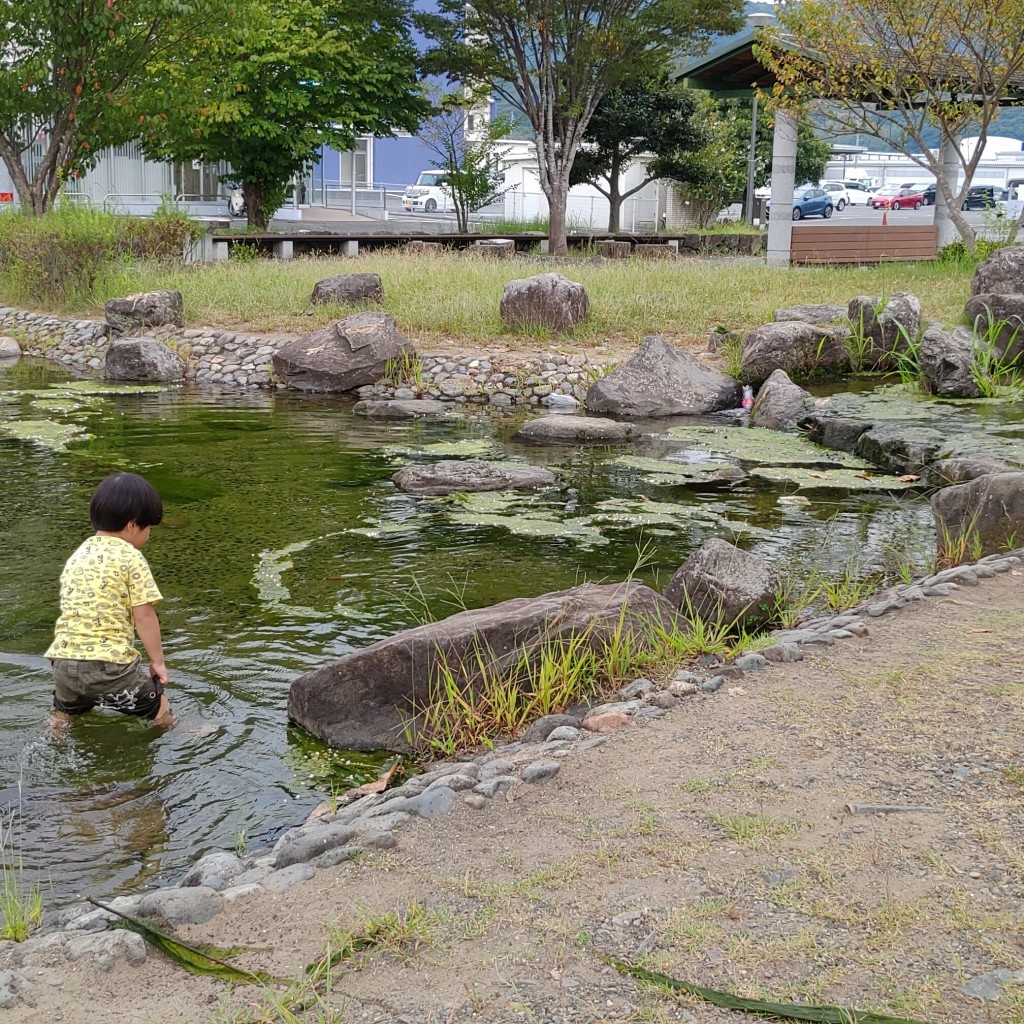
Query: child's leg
[[46, 710, 73, 737], [152, 694, 174, 728]]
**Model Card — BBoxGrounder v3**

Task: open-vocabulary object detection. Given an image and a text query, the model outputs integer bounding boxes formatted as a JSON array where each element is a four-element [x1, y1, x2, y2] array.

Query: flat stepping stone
[[392, 459, 555, 496], [515, 415, 640, 445], [353, 399, 455, 420]]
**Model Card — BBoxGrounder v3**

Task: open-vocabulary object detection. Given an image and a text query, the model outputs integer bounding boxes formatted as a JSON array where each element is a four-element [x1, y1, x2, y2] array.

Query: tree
[[758, 0, 1024, 247], [568, 74, 702, 232], [419, 0, 745, 256], [0, 0, 228, 215], [419, 93, 516, 233], [143, 0, 429, 228]]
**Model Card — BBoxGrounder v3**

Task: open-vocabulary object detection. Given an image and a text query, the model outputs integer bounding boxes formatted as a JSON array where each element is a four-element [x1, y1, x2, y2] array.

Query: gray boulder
[[104, 338, 185, 382], [749, 369, 815, 431], [854, 423, 944, 474], [515, 415, 640, 445], [392, 459, 555, 496], [311, 273, 384, 306], [963, 293, 1024, 363], [774, 303, 846, 325], [0, 336, 21, 358], [971, 245, 1024, 295], [918, 324, 982, 398], [799, 413, 873, 454], [663, 539, 778, 630], [353, 399, 454, 420], [927, 456, 1017, 486], [586, 335, 740, 417], [931, 472, 1024, 558], [105, 290, 183, 334], [499, 273, 589, 332], [740, 321, 850, 385], [847, 292, 921, 370], [288, 581, 678, 751], [273, 312, 414, 392]]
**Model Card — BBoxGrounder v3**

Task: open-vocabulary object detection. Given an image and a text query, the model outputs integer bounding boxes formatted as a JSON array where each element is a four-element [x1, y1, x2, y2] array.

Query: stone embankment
[[0, 307, 600, 404]]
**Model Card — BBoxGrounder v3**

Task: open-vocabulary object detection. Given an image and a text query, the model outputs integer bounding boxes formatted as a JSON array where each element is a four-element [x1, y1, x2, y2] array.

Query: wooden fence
[[790, 225, 938, 265]]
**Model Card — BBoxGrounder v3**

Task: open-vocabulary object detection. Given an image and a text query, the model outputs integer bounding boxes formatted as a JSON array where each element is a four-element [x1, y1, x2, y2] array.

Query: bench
[[790, 225, 938, 265]]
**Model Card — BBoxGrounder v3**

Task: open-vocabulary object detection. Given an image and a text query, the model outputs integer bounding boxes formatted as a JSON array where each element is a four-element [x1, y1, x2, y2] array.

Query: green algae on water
[[0, 419, 93, 452], [749, 466, 921, 491], [613, 454, 744, 485], [663, 424, 873, 468]]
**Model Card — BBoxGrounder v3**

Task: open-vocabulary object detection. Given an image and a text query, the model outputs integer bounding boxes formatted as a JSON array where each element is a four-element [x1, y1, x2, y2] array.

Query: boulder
[[352, 399, 454, 420], [662, 539, 778, 630], [918, 324, 982, 398], [927, 456, 1017, 487], [272, 312, 414, 392], [749, 369, 815, 431], [311, 273, 384, 306], [104, 290, 183, 334], [104, 338, 185, 382], [931, 472, 1024, 558], [0, 336, 21, 358], [499, 273, 589, 332], [854, 423, 943, 475], [799, 413, 873, 454], [963, 293, 1024, 363], [392, 459, 555, 496], [971, 245, 1024, 296], [586, 335, 740, 417], [773, 303, 846, 325], [515, 415, 640, 445], [740, 322, 851, 385], [847, 292, 921, 370], [287, 581, 678, 751]]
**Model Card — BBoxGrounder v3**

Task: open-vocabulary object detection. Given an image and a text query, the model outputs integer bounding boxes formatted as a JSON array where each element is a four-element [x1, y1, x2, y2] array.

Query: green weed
[[0, 796, 43, 943]]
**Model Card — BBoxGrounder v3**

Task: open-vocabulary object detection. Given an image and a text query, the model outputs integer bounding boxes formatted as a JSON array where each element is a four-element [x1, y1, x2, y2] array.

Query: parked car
[[908, 182, 937, 205], [766, 186, 834, 220], [961, 185, 1001, 210], [819, 181, 850, 211], [402, 170, 453, 213], [869, 184, 926, 210], [841, 181, 873, 206]]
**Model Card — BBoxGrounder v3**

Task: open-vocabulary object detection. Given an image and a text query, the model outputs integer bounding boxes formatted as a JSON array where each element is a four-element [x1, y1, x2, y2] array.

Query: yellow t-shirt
[[45, 535, 163, 664]]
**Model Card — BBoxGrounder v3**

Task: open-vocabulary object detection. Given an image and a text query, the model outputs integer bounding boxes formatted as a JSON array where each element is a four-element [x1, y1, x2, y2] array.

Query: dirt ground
[[6, 571, 1024, 1024]]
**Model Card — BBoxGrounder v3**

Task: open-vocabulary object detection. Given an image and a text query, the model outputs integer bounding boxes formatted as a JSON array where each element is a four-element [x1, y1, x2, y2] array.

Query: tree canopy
[[419, 0, 746, 254], [758, 0, 1024, 245]]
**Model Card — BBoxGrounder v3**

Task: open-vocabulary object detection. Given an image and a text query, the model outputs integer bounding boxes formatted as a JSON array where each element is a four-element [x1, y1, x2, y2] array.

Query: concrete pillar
[[273, 239, 294, 260], [341, 239, 359, 257], [766, 108, 798, 267], [212, 240, 229, 262], [934, 132, 960, 250]]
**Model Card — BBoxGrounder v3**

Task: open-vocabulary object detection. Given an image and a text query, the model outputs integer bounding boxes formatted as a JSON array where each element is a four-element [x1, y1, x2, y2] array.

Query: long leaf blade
[[603, 956, 934, 1024]]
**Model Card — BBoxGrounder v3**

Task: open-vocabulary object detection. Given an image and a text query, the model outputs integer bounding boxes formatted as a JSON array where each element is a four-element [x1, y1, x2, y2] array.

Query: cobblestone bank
[[0, 307, 604, 404]]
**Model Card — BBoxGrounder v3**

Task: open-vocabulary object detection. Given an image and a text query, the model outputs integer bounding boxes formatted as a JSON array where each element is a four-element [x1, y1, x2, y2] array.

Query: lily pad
[[749, 466, 922, 491], [663, 424, 873, 468], [447, 511, 609, 547], [0, 419, 92, 452], [613, 455, 744, 485]]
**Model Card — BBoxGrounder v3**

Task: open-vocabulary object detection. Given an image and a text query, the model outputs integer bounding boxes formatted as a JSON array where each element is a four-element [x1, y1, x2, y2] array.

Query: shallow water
[[0, 359, 946, 906]]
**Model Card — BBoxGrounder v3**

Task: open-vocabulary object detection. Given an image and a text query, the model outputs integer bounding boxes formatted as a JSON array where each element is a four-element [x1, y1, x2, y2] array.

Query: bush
[[0, 200, 201, 306]]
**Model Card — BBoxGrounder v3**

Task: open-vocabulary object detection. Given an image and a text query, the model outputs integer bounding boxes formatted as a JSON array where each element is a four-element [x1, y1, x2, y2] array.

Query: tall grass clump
[[1, 796, 43, 943]]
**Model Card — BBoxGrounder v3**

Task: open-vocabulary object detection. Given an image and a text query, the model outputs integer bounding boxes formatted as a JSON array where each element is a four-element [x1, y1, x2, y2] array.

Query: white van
[[402, 171, 453, 213]]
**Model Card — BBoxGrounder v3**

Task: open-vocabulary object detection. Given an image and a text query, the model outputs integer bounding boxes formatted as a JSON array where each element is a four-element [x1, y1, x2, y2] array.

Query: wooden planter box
[[790, 224, 938, 265]]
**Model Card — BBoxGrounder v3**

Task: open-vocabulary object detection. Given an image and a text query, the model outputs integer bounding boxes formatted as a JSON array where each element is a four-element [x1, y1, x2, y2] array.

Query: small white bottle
[[741, 385, 754, 410]]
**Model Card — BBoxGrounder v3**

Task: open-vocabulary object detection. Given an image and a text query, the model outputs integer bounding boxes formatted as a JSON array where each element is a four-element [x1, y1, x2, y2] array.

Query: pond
[[0, 358, 943, 907]]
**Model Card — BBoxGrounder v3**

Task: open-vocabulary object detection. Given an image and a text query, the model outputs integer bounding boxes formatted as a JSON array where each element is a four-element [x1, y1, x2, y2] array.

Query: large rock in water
[[749, 369, 814, 431], [740, 321, 850, 385], [0, 336, 21, 358], [104, 338, 185, 382], [963, 293, 1024, 363], [918, 324, 982, 398], [662, 539, 778, 630], [105, 290, 183, 334], [273, 312, 413, 392], [847, 292, 921, 370], [586, 335, 740, 417], [515, 415, 640, 445], [288, 581, 678, 751], [931, 472, 1024, 558], [311, 273, 384, 306], [499, 273, 589, 332], [392, 459, 555, 495], [971, 245, 1024, 295]]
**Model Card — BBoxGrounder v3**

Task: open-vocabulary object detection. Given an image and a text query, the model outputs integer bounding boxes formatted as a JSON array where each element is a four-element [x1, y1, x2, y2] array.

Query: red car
[[869, 184, 926, 210]]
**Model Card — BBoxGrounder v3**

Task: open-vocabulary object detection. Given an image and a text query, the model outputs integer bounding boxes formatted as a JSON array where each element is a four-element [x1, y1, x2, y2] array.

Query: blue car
[[766, 186, 835, 220]]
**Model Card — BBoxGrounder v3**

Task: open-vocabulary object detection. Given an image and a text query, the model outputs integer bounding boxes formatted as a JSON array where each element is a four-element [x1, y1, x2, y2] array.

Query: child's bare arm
[[132, 603, 167, 684]]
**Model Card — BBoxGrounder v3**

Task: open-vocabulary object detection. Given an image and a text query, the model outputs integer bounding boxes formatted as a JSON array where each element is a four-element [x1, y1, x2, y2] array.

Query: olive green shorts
[[50, 657, 164, 719]]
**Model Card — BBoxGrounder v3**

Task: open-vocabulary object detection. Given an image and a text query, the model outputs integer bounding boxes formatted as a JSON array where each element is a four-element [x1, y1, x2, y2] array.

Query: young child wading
[[46, 472, 174, 730]]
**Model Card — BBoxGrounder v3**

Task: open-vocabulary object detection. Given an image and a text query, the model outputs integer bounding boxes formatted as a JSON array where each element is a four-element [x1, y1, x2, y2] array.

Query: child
[[46, 472, 174, 730]]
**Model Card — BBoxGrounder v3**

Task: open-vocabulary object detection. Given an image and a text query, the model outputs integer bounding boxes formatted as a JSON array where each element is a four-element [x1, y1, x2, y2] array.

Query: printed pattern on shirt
[[45, 536, 162, 663]]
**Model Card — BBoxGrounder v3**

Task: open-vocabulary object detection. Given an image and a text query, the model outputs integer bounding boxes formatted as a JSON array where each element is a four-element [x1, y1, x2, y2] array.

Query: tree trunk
[[606, 152, 622, 233], [244, 182, 270, 230], [547, 185, 569, 256]]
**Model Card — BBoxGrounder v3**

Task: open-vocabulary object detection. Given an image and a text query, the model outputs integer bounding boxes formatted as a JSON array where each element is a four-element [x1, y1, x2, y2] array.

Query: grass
[[0, 797, 43, 943], [1, 250, 976, 350]]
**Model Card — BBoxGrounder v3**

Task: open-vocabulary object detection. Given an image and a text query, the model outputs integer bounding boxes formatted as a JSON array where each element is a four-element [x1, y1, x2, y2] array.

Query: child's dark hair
[[89, 473, 163, 531]]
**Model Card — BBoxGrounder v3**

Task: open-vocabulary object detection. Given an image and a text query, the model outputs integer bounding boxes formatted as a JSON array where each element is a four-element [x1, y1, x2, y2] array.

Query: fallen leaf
[[897, 474, 920, 482], [968, 628, 993, 633], [338, 760, 402, 804]]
